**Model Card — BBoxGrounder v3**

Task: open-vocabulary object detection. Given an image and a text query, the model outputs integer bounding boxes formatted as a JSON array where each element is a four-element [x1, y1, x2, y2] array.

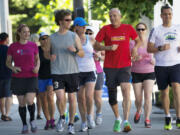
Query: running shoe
[[123, 121, 132, 132], [21, 125, 29, 134], [30, 120, 37, 133], [113, 120, 121, 132], [176, 118, 180, 129], [56, 118, 65, 132], [164, 117, 172, 130], [68, 124, 75, 134], [95, 113, 103, 125], [80, 122, 88, 132], [134, 112, 141, 123], [87, 115, 95, 129], [144, 119, 151, 128]]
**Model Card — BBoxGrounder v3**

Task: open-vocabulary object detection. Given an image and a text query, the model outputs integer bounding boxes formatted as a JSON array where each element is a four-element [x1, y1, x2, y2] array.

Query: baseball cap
[[73, 17, 88, 26], [39, 32, 49, 38]]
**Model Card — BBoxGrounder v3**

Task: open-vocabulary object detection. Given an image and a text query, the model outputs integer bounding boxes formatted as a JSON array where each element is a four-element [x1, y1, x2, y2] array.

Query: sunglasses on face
[[137, 28, 146, 32], [85, 32, 93, 35], [64, 19, 72, 22], [41, 38, 48, 41]]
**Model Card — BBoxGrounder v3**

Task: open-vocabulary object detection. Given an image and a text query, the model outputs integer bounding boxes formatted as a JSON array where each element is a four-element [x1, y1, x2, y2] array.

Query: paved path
[[0, 99, 180, 135]]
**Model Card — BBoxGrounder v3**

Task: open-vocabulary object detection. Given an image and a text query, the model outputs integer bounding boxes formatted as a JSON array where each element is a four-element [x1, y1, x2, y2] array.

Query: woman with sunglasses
[[74, 17, 96, 131], [130, 23, 155, 128], [37, 32, 55, 130], [86, 26, 105, 126], [6, 24, 40, 134]]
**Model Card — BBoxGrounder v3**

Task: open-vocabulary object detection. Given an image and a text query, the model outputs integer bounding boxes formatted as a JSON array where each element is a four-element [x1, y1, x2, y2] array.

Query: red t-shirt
[[7, 41, 38, 78], [96, 24, 138, 68]]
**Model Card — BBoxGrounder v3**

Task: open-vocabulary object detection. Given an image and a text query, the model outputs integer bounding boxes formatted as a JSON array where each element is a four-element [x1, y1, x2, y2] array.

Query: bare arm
[[6, 55, 21, 73], [131, 37, 141, 58], [147, 42, 170, 53], [94, 41, 118, 51], [43, 37, 51, 59], [74, 34, 84, 57], [32, 53, 40, 74]]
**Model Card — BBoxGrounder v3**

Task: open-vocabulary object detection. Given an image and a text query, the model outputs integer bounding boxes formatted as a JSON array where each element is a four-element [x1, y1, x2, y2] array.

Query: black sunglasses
[[41, 38, 48, 40], [64, 19, 72, 22], [137, 28, 146, 31], [85, 32, 93, 35]]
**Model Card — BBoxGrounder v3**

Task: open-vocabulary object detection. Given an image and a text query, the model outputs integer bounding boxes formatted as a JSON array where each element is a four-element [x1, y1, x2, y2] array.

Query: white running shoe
[[56, 118, 65, 132], [96, 113, 103, 125]]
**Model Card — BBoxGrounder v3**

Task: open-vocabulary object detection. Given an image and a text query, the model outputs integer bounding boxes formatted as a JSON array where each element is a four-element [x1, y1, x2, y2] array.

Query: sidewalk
[[0, 99, 180, 135]]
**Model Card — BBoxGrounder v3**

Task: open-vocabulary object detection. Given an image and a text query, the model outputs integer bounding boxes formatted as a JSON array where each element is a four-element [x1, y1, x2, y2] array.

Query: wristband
[[75, 48, 79, 54]]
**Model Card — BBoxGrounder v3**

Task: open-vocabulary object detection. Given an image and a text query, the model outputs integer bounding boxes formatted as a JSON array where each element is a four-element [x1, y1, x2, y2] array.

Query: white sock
[[124, 120, 128, 123], [116, 116, 121, 121], [165, 114, 171, 117]]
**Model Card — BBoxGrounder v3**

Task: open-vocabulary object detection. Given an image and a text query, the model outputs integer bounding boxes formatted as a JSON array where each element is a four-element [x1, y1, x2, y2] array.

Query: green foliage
[[9, 0, 73, 40], [92, 0, 173, 26]]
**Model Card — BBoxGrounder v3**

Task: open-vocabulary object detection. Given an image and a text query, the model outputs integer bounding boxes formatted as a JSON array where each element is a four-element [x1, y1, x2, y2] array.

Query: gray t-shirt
[[50, 31, 79, 75]]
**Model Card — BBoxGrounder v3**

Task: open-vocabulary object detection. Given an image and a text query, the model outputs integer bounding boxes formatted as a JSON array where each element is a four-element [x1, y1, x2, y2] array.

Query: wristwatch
[[158, 46, 163, 51], [75, 48, 79, 54]]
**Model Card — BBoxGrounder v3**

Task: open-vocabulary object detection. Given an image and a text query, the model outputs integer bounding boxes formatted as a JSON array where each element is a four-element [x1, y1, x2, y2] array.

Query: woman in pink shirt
[[6, 24, 40, 134], [130, 23, 155, 128]]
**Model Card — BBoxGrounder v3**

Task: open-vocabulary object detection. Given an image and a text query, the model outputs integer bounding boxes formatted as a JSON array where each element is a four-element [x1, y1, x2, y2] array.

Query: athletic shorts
[[79, 71, 96, 86], [155, 64, 180, 90], [0, 79, 12, 98], [11, 77, 38, 96], [131, 72, 155, 83], [38, 79, 53, 93], [95, 72, 104, 90], [104, 67, 131, 89], [52, 73, 79, 93]]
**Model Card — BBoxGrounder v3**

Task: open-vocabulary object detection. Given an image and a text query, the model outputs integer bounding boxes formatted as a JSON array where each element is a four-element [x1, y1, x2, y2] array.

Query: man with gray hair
[[95, 8, 140, 132]]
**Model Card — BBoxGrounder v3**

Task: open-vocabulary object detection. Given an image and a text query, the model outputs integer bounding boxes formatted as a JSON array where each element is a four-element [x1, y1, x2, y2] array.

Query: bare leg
[[68, 92, 76, 123], [85, 82, 95, 116], [120, 82, 131, 120], [94, 90, 102, 114], [56, 90, 66, 116], [161, 87, 170, 115], [5, 97, 12, 116], [39, 92, 50, 120], [132, 83, 143, 113], [47, 86, 55, 119], [77, 86, 87, 122], [171, 83, 180, 117], [143, 80, 154, 120]]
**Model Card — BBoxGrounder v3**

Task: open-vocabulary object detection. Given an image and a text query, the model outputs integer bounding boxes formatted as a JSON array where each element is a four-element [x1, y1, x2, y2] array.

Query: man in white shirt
[[148, 4, 180, 130]]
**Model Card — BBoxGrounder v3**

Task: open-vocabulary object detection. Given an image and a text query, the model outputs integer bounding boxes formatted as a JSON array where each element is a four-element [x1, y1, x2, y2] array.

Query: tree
[[92, 0, 173, 25], [9, 0, 73, 40]]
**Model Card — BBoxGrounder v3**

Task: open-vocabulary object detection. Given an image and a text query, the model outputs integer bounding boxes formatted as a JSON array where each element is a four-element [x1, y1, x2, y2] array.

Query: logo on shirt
[[17, 49, 24, 55], [164, 32, 176, 41], [111, 36, 125, 41]]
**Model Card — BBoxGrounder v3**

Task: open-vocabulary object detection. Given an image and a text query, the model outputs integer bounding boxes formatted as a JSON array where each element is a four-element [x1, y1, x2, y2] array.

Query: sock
[[116, 116, 121, 121], [68, 123, 73, 126], [124, 120, 128, 123], [60, 115, 65, 120], [18, 106, 27, 125], [27, 103, 35, 122], [165, 114, 171, 117]]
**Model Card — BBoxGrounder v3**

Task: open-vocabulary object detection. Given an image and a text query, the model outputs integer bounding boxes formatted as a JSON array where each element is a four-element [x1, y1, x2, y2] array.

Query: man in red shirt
[[95, 8, 140, 133]]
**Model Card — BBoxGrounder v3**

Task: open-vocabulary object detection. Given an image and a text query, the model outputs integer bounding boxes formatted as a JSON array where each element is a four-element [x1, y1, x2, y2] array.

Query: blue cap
[[73, 17, 88, 26]]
